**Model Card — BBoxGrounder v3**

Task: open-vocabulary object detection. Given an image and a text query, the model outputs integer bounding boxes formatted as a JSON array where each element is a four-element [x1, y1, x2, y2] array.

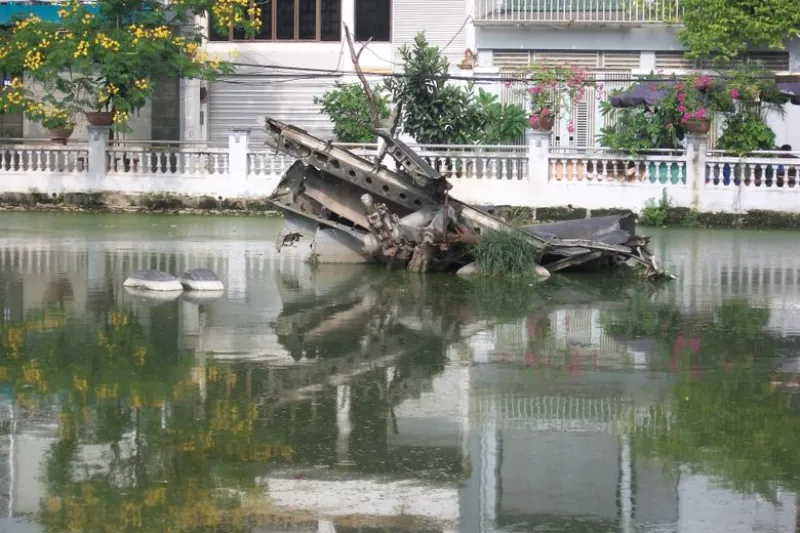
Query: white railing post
[[685, 133, 707, 210], [228, 128, 250, 181], [527, 130, 551, 205], [87, 126, 110, 182]]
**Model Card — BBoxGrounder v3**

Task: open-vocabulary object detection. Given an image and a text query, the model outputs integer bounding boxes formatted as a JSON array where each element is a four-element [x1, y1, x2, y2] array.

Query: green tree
[[385, 32, 527, 145], [314, 82, 391, 143], [678, 0, 800, 60], [0, 0, 255, 132]]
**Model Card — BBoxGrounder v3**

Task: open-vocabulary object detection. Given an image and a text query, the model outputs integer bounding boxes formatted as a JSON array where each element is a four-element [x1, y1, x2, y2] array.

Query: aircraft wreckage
[[265, 117, 674, 280]]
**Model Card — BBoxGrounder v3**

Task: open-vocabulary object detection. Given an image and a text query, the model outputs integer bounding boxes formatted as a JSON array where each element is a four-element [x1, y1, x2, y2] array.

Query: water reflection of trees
[[603, 295, 800, 500], [0, 273, 486, 532]]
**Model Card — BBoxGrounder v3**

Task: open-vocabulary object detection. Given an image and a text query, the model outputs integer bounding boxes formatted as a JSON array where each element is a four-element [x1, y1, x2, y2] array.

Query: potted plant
[[42, 108, 75, 141], [512, 64, 592, 133], [676, 74, 713, 134], [24, 100, 76, 140]]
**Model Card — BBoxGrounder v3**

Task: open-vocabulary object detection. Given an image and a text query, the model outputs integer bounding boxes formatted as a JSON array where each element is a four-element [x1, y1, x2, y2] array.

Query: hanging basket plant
[[684, 118, 711, 134], [529, 111, 555, 132], [509, 63, 594, 136], [85, 111, 114, 127], [675, 74, 714, 134]]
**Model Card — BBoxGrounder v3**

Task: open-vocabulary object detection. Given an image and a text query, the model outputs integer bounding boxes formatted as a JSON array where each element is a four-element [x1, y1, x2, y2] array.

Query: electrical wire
[[222, 62, 787, 84]]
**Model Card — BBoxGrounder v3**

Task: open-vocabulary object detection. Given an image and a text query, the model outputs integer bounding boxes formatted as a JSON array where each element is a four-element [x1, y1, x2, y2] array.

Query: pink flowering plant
[[506, 63, 593, 131], [675, 73, 714, 125]]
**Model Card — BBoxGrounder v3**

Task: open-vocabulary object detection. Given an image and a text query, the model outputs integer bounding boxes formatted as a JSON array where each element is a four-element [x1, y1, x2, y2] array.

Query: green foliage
[[717, 112, 776, 156], [472, 230, 541, 277], [314, 82, 391, 143], [473, 89, 528, 144], [597, 99, 681, 155], [385, 33, 476, 145], [0, 0, 243, 131], [678, 0, 800, 60], [640, 189, 671, 227], [385, 32, 527, 145]]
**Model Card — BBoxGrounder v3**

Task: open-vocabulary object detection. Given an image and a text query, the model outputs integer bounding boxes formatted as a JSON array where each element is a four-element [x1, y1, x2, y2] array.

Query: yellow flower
[[112, 110, 129, 124], [74, 40, 89, 58], [23, 49, 44, 70], [135, 345, 146, 364], [134, 78, 148, 90], [73, 376, 87, 393]]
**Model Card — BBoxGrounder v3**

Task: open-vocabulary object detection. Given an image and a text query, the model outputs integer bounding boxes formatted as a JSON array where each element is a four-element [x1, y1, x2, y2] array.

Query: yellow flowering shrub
[[0, 0, 247, 131]]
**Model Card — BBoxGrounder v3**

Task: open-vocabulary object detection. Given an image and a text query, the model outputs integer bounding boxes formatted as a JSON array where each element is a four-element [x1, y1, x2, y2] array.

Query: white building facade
[[191, 0, 800, 149], [195, 0, 474, 143]]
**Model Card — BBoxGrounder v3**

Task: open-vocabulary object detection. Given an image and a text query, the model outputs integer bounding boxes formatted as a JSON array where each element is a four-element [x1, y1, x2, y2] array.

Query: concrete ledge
[[0, 191, 283, 216]]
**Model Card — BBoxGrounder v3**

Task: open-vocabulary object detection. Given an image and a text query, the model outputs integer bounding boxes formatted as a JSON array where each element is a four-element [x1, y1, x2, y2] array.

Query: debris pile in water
[[264, 117, 674, 280]]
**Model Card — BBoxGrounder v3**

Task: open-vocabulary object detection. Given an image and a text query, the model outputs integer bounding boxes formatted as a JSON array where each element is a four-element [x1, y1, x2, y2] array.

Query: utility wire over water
[[0, 213, 799, 532]]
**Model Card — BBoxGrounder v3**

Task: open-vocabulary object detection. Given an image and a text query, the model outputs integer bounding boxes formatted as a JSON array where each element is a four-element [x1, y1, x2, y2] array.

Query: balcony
[[474, 0, 682, 25]]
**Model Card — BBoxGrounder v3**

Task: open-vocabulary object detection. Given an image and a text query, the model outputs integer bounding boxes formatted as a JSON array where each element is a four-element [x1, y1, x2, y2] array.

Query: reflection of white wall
[[262, 478, 459, 525], [13, 436, 54, 516], [499, 432, 620, 519], [678, 475, 797, 533], [390, 349, 469, 449]]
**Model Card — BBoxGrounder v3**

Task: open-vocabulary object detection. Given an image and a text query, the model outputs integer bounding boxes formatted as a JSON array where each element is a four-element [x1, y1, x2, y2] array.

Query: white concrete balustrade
[[474, 0, 682, 25], [3, 126, 800, 213]]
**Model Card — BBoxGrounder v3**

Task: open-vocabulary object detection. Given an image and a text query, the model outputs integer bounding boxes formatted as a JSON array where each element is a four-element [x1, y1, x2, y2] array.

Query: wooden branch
[[343, 23, 380, 128]]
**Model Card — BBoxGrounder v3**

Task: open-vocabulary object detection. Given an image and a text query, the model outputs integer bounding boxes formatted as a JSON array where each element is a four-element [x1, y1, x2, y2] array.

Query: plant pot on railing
[[48, 125, 74, 141], [529, 114, 555, 132], [85, 111, 114, 127], [685, 118, 711, 135]]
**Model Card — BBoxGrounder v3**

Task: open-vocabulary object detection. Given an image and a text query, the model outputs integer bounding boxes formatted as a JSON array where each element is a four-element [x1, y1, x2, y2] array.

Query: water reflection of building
[[1, 233, 800, 532]]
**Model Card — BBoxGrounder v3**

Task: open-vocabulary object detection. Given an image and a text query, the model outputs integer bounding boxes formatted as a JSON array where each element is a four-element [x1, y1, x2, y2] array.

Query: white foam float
[[179, 268, 225, 291], [124, 286, 182, 305], [181, 290, 225, 305], [123, 270, 184, 292]]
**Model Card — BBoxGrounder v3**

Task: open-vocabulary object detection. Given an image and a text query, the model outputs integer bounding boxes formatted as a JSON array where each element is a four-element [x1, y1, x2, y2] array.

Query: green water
[[0, 212, 800, 532]]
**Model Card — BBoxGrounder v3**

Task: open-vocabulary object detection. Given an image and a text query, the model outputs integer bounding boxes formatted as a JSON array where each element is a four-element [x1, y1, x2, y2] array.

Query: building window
[[355, 0, 390, 42], [209, 0, 341, 42]]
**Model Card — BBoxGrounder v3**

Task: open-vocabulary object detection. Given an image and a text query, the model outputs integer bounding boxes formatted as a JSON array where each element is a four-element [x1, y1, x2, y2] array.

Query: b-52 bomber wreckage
[[265, 117, 674, 280]]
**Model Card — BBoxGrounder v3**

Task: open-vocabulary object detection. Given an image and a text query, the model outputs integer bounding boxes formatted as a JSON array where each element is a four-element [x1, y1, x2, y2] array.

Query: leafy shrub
[[385, 32, 527, 145], [314, 82, 391, 143], [717, 112, 776, 156], [640, 189, 671, 227], [597, 100, 682, 155]]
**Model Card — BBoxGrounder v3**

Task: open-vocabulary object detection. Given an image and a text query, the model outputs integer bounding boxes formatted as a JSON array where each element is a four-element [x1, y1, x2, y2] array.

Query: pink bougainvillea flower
[[694, 108, 707, 119], [504, 80, 513, 88], [695, 75, 712, 90], [677, 105, 687, 113], [567, 122, 575, 134], [731, 87, 740, 99], [681, 112, 691, 123], [528, 114, 540, 127], [676, 83, 683, 91], [677, 92, 686, 103]]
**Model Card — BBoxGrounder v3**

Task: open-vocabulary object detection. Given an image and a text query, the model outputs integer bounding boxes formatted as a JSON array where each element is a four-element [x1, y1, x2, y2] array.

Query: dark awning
[[609, 80, 800, 108], [608, 83, 673, 108], [778, 82, 800, 105]]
